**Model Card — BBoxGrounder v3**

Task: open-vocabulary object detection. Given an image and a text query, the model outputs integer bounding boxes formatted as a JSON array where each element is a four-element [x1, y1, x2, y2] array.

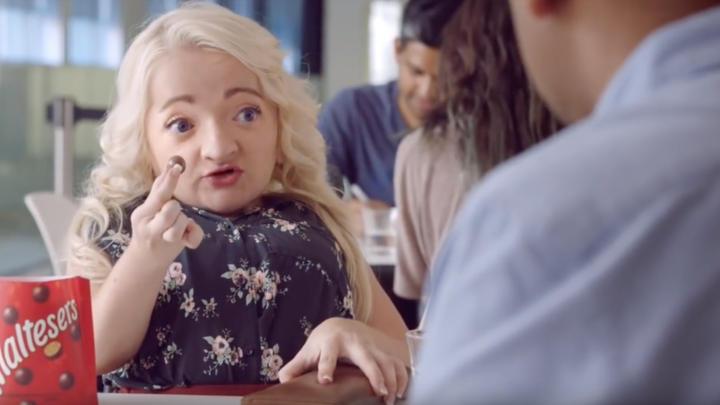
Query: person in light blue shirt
[[411, 1, 720, 404]]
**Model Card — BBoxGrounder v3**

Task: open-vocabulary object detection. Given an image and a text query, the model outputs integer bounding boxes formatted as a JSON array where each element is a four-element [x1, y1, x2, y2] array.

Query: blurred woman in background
[[393, 0, 562, 306]]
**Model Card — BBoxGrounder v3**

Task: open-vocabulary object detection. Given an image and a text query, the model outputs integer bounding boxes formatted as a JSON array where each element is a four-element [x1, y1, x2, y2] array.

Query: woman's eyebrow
[[224, 86, 262, 99], [160, 86, 262, 111]]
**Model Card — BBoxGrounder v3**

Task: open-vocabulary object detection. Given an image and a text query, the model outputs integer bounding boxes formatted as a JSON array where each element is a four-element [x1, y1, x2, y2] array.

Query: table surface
[[98, 393, 241, 404]]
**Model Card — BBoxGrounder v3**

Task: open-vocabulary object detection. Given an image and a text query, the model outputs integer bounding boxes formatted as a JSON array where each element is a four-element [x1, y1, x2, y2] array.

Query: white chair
[[24, 192, 79, 276]]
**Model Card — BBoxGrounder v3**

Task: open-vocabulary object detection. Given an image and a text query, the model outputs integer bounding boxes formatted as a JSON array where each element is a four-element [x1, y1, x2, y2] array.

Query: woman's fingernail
[[321, 375, 332, 383], [380, 385, 388, 396], [385, 397, 395, 405], [172, 164, 182, 174]]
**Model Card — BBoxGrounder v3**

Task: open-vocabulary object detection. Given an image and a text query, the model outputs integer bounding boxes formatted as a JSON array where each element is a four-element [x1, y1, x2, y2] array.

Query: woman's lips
[[204, 165, 242, 188]]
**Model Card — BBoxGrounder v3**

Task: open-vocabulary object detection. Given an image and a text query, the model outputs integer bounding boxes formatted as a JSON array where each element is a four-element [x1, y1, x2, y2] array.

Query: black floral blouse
[[97, 195, 355, 391]]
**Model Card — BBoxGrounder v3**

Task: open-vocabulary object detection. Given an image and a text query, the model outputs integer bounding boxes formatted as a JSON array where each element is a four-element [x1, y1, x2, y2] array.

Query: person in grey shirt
[[411, 0, 720, 404]]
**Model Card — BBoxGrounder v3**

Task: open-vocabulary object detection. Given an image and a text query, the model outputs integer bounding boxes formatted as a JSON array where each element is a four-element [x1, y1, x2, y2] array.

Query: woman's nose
[[200, 123, 239, 161]]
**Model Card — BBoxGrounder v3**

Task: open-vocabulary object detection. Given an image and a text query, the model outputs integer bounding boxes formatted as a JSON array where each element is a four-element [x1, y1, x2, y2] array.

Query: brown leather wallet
[[241, 366, 384, 405]]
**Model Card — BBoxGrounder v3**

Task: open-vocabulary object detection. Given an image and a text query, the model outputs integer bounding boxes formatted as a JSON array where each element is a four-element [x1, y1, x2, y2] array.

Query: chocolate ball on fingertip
[[167, 155, 186, 174]]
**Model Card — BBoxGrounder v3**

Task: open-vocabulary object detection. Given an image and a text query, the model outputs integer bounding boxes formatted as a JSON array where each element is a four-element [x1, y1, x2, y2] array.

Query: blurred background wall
[[0, 0, 405, 275]]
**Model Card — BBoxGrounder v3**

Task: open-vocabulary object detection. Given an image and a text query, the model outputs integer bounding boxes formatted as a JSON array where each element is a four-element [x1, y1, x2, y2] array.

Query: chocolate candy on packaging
[[14, 368, 33, 385], [58, 372, 74, 390], [31, 285, 50, 303], [2, 306, 18, 325]]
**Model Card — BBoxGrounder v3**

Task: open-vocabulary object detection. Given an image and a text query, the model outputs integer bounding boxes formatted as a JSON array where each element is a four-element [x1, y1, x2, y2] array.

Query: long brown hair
[[423, 0, 561, 180]]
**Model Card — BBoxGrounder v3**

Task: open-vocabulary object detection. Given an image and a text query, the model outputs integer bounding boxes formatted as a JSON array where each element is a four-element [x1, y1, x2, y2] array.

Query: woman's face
[[145, 48, 280, 215]]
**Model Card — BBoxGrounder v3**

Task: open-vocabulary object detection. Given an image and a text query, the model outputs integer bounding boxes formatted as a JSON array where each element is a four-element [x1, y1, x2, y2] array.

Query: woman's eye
[[236, 106, 260, 123], [167, 118, 193, 134]]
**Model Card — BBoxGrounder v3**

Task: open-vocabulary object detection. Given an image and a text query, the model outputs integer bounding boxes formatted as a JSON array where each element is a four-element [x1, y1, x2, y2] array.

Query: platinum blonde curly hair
[[68, 1, 372, 321]]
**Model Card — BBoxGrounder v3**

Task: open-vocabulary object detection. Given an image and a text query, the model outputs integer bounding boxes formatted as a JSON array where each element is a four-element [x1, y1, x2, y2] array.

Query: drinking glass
[[405, 329, 422, 377], [360, 207, 397, 261]]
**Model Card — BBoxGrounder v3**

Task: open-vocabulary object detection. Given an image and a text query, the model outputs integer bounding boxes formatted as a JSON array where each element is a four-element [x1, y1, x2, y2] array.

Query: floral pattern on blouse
[[98, 196, 355, 391]]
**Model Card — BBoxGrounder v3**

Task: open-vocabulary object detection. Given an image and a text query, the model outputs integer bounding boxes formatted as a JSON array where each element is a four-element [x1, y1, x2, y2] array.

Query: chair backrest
[[24, 192, 79, 276]]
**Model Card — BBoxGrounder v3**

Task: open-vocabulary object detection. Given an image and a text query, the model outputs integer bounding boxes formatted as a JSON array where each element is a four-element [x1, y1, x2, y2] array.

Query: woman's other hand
[[279, 317, 408, 404]]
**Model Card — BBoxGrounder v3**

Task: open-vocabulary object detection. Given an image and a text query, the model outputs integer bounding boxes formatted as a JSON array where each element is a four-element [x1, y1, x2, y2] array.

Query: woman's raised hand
[[128, 161, 204, 268]]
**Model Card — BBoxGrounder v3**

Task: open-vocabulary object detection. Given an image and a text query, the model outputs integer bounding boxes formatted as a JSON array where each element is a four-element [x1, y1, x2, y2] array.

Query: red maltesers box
[[0, 276, 97, 405]]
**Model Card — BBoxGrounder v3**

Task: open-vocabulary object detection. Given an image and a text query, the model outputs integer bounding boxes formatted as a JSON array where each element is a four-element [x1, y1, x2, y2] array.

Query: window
[[148, 0, 227, 16], [142, 0, 318, 76], [222, 0, 254, 17], [147, 0, 180, 16], [0, 0, 64, 65], [264, 0, 303, 74], [368, 0, 402, 84], [66, 0, 124, 68]]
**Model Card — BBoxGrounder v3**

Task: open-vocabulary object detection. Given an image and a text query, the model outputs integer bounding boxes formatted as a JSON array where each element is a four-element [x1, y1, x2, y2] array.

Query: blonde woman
[[67, 2, 408, 401]]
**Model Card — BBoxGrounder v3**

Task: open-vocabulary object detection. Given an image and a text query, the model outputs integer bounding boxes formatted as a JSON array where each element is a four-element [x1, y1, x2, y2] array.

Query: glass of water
[[405, 329, 422, 377], [360, 207, 397, 260]]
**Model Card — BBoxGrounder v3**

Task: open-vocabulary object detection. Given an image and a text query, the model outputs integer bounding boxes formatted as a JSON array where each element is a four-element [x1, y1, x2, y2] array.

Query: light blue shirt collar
[[594, 5, 720, 116]]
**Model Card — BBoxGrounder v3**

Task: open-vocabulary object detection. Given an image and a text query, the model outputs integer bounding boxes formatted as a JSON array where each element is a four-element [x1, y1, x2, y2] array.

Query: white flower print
[[244, 206, 262, 215], [221, 260, 250, 304], [216, 221, 250, 243], [201, 297, 219, 318], [264, 283, 277, 301], [252, 270, 266, 290], [158, 283, 169, 298], [296, 257, 333, 285], [212, 336, 230, 356], [333, 241, 344, 270], [139, 357, 156, 370], [257, 208, 310, 240], [156, 325, 171, 346], [180, 288, 200, 320], [110, 230, 131, 245], [112, 361, 133, 379], [100, 229, 131, 258], [157, 262, 187, 306], [273, 219, 297, 232], [260, 208, 277, 217], [167, 262, 187, 286], [202, 329, 246, 375], [300, 317, 313, 337], [163, 342, 183, 364], [251, 233, 268, 244], [222, 260, 288, 307], [259, 338, 283, 382], [343, 291, 354, 312], [338, 289, 355, 318], [226, 227, 241, 243]]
